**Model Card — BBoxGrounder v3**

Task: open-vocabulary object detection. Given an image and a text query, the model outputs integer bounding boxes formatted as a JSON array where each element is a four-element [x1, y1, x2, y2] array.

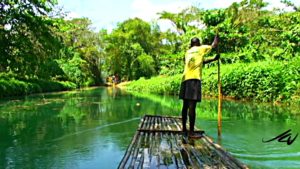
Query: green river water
[[0, 87, 299, 169]]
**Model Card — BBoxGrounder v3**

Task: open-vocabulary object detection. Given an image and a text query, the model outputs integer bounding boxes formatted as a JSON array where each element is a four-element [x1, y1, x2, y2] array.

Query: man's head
[[190, 37, 200, 48]]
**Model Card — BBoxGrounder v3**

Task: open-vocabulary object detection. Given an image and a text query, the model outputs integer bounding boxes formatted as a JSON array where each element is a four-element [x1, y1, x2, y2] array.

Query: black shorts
[[179, 79, 202, 102]]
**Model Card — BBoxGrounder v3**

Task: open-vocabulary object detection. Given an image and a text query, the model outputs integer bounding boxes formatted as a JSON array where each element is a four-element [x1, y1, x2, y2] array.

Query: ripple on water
[[233, 151, 300, 169]]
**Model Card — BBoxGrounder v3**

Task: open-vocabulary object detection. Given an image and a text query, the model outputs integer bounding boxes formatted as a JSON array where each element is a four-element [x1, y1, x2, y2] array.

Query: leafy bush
[[159, 52, 184, 76], [0, 75, 76, 98], [57, 53, 92, 87], [126, 58, 300, 104], [126, 75, 182, 95]]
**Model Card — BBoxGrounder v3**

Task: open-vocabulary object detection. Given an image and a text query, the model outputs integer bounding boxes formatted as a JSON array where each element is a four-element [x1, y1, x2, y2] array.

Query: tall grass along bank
[[0, 73, 76, 98], [126, 58, 300, 104]]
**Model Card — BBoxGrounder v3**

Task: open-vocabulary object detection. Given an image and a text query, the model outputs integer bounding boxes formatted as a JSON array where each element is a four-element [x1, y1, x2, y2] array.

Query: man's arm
[[204, 35, 220, 64], [203, 54, 220, 64], [211, 35, 219, 48]]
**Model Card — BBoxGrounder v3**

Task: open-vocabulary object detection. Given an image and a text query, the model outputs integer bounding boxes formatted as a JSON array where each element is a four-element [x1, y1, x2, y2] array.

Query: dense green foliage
[[0, 0, 61, 77], [1, 1, 104, 97], [203, 58, 300, 103], [126, 75, 181, 95], [58, 18, 104, 86], [1, 0, 299, 102], [0, 73, 76, 98], [101, 18, 166, 80], [126, 58, 300, 104], [125, 0, 300, 104]]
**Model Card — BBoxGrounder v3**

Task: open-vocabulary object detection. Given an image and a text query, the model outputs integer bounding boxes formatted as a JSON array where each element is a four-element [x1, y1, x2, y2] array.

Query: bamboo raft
[[118, 115, 248, 169]]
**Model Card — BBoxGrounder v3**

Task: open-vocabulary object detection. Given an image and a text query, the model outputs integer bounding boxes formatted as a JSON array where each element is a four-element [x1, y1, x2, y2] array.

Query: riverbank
[[124, 59, 300, 105], [0, 73, 77, 98]]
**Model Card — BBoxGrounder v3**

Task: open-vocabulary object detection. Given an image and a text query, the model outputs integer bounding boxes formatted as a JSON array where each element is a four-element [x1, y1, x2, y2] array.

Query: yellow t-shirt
[[182, 45, 212, 81]]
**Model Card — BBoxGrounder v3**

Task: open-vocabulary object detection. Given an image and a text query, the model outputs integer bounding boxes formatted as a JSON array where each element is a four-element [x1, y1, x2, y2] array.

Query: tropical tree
[[0, 0, 63, 78], [57, 18, 104, 85], [103, 18, 164, 80], [158, 7, 202, 35]]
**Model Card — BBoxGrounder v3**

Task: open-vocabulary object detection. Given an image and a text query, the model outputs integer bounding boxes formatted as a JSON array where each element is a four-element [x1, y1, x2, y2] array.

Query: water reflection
[[0, 87, 180, 169], [0, 87, 299, 169]]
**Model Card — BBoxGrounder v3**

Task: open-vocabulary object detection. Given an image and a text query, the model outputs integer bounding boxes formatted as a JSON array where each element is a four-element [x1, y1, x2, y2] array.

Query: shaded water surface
[[0, 87, 299, 169]]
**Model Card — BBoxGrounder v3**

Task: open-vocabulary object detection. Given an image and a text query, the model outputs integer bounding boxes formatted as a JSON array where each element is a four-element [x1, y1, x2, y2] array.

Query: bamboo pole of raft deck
[[145, 114, 182, 119], [203, 136, 248, 169], [128, 132, 143, 168], [165, 133, 178, 168], [119, 117, 144, 168], [199, 138, 227, 167], [217, 44, 222, 137]]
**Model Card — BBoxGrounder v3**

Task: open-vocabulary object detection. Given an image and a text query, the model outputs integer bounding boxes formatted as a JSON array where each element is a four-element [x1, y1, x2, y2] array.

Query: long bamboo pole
[[217, 42, 222, 137]]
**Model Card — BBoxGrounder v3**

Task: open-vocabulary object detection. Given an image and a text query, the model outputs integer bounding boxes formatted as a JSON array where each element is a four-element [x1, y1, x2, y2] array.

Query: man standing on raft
[[179, 35, 219, 138]]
